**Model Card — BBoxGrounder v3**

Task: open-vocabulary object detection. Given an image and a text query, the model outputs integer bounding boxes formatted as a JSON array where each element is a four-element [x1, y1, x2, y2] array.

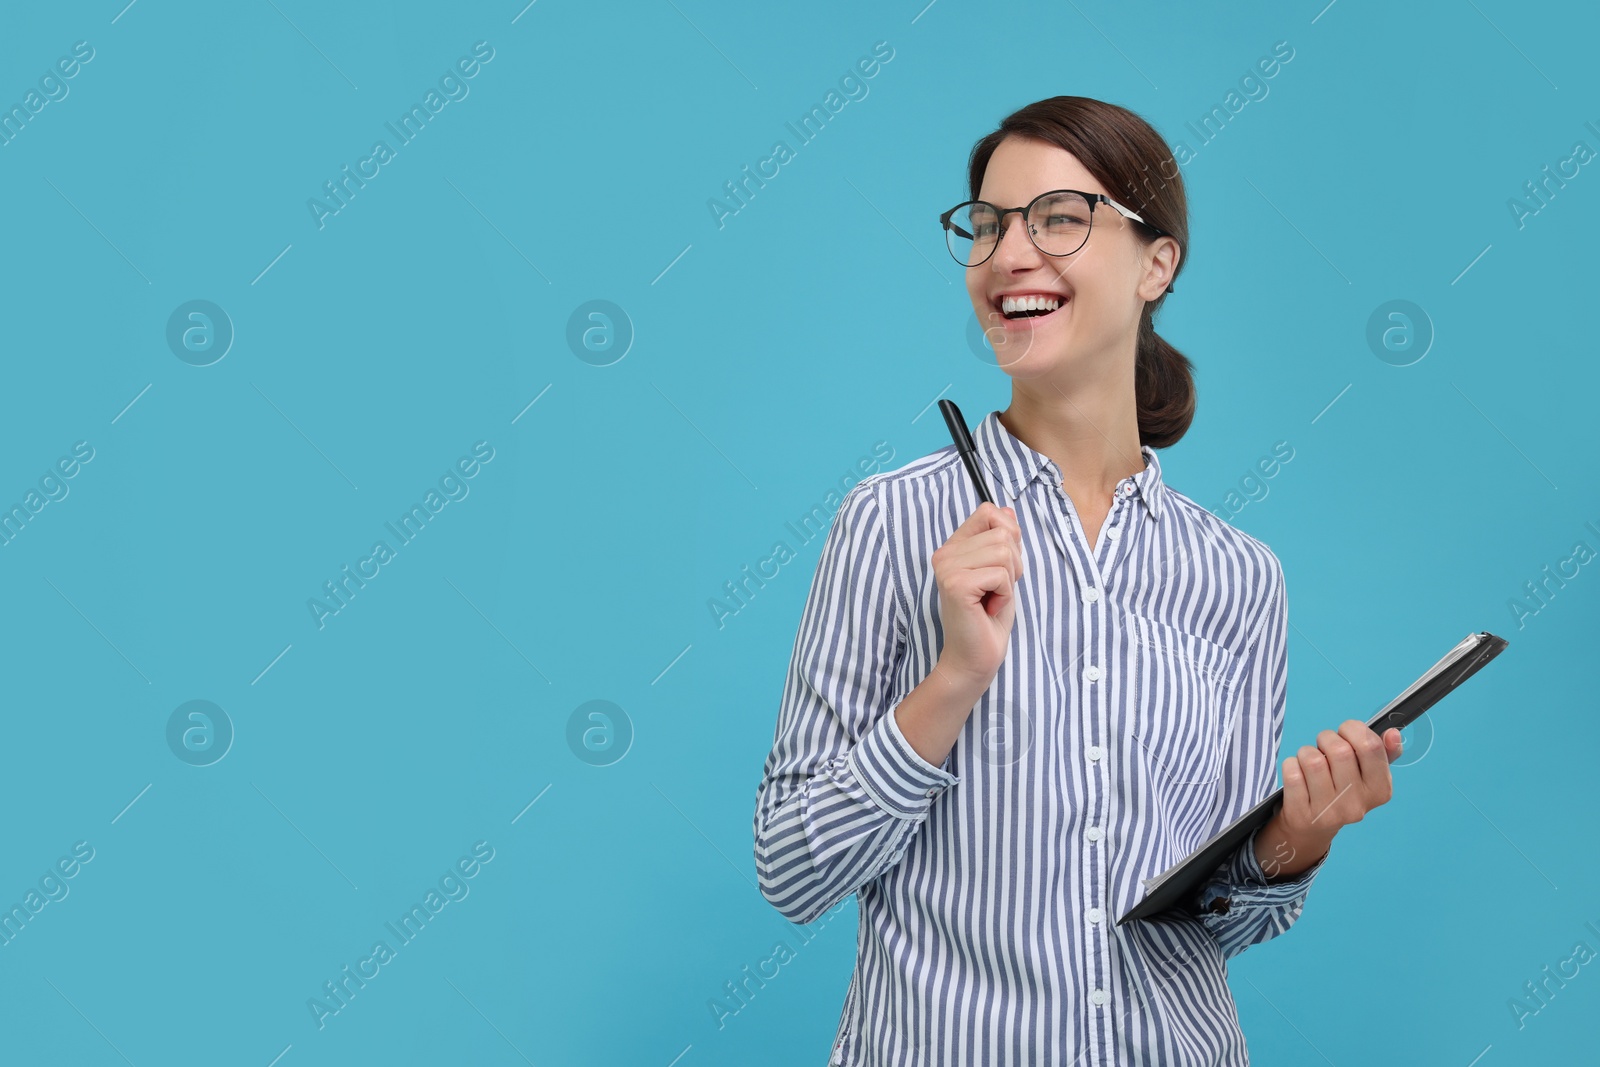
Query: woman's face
[[964, 136, 1171, 377]]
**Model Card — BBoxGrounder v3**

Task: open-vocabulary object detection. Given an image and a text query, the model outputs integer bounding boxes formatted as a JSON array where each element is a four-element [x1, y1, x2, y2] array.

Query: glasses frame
[[939, 188, 1176, 293]]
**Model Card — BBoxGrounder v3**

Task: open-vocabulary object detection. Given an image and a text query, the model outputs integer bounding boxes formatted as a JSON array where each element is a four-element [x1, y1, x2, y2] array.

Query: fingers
[[1337, 719, 1394, 803], [1315, 727, 1366, 831], [934, 537, 1024, 588], [1280, 754, 1309, 829], [1284, 722, 1402, 843], [954, 501, 1020, 543], [936, 504, 1025, 585], [938, 555, 1016, 610], [944, 529, 1024, 581], [971, 566, 1015, 618], [1307, 723, 1389, 828], [1294, 742, 1335, 832]]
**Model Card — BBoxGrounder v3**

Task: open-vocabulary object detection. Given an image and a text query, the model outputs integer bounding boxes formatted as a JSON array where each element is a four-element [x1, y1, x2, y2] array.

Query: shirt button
[[1086, 745, 1103, 761], [926, 789, 937, 797], [1106, 525, 1121, 540], [1084, 665, 1101, 683], [1085, 827, 1102, 843], [1087, 907, 1104, 924], [1084, 587, 1100, 603], [1090, 988, 1108, 1006]]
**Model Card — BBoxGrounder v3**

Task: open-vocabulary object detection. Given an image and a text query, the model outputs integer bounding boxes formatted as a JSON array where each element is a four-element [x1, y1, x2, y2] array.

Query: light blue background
[[0, 1, 1594, 1064]]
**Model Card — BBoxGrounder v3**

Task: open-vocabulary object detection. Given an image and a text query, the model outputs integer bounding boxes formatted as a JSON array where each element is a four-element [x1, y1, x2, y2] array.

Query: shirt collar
[[971, 408, 1166, 522]]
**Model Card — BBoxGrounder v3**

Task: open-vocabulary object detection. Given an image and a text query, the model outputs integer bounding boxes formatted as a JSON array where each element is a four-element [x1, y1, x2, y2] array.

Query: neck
[[1000, 370, 1145, 500]]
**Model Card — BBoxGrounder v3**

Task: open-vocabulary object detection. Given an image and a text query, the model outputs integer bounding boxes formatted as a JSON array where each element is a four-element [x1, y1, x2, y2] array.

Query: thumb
[[1385, 727, 1403, 762]]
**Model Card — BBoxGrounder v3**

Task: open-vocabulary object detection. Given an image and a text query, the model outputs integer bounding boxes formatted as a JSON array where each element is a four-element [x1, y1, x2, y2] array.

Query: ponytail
[[1134, 310, 1195, 449]]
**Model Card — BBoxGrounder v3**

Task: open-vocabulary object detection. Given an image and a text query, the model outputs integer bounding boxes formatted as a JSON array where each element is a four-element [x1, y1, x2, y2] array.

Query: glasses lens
[[946, 193, 1097, 265], [946, 202, 1000, 266], [1028, 192, 1093, 257]]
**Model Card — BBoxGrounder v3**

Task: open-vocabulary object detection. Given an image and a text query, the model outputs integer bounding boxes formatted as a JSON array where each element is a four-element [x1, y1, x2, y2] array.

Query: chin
[[986, 327, 1078, 377], [996, 348, 1075, 379]]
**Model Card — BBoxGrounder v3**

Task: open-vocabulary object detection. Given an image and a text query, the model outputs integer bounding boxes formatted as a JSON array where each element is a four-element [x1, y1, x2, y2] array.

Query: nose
[[990, 208, 1042, 270]]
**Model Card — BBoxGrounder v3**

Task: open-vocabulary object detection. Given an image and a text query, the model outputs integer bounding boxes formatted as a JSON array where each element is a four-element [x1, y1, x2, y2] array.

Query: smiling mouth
[[993, 297, 1069, 325]]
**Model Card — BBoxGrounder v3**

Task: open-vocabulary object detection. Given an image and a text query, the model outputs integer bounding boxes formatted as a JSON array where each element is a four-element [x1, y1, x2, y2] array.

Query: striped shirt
[[752, 409, 1328, 1066]]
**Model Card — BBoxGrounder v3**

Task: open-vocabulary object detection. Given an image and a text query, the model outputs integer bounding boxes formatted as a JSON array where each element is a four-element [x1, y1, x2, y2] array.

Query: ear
[[1139, 236, 1180, 301]]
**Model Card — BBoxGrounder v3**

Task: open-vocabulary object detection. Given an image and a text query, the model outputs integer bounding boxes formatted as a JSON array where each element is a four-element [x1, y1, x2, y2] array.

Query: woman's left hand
[[1278, 720, 1404, 855]]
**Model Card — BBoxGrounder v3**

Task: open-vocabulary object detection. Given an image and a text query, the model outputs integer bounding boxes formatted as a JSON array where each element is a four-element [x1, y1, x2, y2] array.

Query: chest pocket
[[1126, 613, 1240, 787]]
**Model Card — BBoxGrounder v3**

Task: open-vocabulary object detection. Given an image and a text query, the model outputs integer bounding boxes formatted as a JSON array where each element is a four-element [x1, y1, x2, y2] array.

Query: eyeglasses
[[939, 188, 1173, 278]]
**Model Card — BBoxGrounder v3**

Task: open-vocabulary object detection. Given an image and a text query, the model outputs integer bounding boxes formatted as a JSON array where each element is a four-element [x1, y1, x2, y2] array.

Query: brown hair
[[965, 96, 1193, 448]]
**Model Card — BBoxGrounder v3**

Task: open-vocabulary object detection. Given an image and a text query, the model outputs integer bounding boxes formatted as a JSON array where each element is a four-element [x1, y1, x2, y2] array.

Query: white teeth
[[1000, 294, 1064, 314]]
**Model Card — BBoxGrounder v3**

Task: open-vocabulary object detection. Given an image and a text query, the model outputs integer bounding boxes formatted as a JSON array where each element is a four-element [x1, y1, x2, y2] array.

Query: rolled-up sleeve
[[752, 480, 960, 925], [1183, 560, 1329, 959]]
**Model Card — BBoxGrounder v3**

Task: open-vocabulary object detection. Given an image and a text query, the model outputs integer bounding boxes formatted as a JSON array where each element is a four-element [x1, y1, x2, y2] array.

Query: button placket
[[1094, 492, 1130, 568], [1087, 498, 1123, 1033], [1051, 461, 1117, 1035]]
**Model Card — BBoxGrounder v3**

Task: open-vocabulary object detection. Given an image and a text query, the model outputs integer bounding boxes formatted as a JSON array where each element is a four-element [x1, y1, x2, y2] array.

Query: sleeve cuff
[[1193, 825, 1329, 916], [1241, 824, 1330, 890], [846, 703, 960, 819]]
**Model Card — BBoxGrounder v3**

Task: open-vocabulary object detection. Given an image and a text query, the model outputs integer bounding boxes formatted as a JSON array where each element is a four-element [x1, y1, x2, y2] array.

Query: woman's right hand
[[931, 502, 1024, 691]]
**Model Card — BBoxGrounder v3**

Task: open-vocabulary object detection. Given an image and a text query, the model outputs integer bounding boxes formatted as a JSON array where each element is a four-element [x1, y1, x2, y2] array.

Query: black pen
[[939, 399, 994, 505]]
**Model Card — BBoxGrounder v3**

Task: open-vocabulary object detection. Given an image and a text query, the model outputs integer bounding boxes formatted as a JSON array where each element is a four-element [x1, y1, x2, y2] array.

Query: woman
[[752, 96, 1403, 1066]]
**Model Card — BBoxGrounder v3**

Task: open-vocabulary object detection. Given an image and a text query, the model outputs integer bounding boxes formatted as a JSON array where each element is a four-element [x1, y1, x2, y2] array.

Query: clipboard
[[1117, 630, 1509, 925]]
